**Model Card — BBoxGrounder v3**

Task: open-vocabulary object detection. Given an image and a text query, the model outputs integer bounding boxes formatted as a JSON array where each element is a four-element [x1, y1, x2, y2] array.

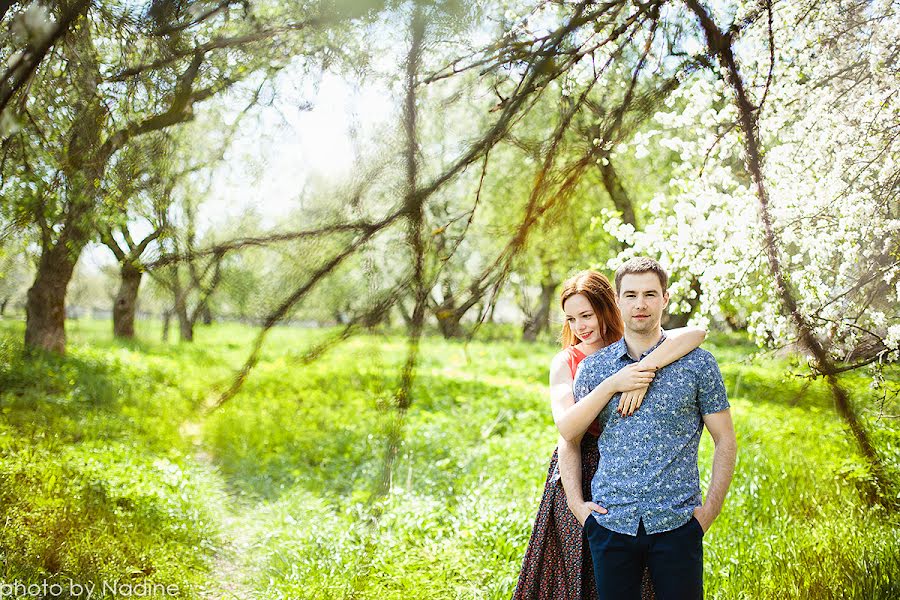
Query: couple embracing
[[513, 257, 738, 600]]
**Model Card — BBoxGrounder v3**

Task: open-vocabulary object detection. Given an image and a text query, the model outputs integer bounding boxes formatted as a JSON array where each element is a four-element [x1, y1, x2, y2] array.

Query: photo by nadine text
[[0, 580, 181, 598]]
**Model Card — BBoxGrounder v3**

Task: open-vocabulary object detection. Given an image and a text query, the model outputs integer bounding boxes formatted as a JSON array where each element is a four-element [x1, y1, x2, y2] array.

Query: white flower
[[886, 325, 900, 352]]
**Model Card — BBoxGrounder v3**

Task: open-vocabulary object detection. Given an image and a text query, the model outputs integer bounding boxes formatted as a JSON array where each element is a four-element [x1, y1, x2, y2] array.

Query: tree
[[0, 1, 91, 122], [152, 194, 227, 342], [1, 1, 368, 353], [593, 0, 898, 506], [99, 134, 174, 339], [686, 0, 898, 508]]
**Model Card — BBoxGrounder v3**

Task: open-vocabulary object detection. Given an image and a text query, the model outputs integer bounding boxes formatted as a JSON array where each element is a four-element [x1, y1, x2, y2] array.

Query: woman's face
[[563, 292, 602, 346]]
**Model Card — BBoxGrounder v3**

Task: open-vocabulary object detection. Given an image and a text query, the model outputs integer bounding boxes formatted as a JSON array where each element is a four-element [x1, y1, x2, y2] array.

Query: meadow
[[0, 318, 898, 599]]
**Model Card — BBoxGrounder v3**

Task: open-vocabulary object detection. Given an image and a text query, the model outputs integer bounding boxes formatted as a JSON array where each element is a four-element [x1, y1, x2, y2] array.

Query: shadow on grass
[[0, 336, 130, 443], [0, 332, 225, 597]]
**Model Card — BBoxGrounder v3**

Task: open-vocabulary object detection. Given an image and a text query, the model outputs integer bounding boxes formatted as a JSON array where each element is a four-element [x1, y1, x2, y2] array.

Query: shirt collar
[[643, 331, 667, 358], [617, 331, 668, 361], [612, 338, 630, 360]]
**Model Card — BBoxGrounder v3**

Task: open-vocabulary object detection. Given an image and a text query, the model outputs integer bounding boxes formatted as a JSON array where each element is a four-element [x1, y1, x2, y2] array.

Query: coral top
[[564, 345, 601, 437]]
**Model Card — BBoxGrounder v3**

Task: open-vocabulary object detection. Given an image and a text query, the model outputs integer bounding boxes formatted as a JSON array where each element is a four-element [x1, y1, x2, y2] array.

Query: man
[[565, 257, 737, 600]]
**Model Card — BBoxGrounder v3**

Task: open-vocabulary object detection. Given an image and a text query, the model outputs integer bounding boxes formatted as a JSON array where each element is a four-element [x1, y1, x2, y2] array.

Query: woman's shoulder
[[551, 348, 572, 367], [551, 346, 584, 375], [552, 345, 583, 361]]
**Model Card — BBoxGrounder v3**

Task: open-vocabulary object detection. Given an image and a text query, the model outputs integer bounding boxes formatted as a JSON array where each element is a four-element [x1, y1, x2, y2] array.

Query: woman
[[512, 270, 706, 600]]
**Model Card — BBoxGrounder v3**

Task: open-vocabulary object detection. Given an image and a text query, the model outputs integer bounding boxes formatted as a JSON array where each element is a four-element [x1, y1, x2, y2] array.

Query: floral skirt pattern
[[512, 436, 655, 600]]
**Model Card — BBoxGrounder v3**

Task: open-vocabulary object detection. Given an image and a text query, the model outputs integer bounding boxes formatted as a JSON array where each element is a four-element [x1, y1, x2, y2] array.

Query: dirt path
[[195, 513, 257, 600], [181, 421, 259, 600]]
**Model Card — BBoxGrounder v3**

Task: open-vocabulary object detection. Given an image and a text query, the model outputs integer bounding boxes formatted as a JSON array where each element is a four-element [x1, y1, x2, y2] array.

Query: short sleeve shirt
[[573, 335, 730, 535]]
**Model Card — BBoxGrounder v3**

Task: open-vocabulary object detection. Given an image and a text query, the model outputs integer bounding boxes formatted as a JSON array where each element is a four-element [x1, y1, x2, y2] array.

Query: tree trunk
[[432, 277, 473, 339], [24, 245, 78, 354], [598, 151, 637, 232], [488, 298, 498, 324], [177, 304, 193, 341], [371, 303, 391, 329], [200, 303, 212, 325], [113, 264, 142, 339], [173, 279, 193, 342], [162, 309, 172, 342], [396, 299, 414, 329], [22, 7, 111, 355], [376, 5, 427, 500], [0, 298, 7, 316], [523, 277, 557, 342], [436, 310, 465, 339]]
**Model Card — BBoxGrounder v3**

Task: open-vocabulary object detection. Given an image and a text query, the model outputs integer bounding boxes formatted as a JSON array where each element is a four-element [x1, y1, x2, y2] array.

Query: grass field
[[0, 318, 898, 599]]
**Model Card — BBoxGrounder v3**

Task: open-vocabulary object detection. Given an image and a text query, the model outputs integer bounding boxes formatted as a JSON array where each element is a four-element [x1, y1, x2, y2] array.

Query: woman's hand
[[617, 387, 647, 417], [608, 363, 656, 394]]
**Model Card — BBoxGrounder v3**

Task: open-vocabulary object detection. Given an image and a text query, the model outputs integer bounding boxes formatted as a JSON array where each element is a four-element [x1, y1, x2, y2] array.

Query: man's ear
[[662, 291, 670, 309]]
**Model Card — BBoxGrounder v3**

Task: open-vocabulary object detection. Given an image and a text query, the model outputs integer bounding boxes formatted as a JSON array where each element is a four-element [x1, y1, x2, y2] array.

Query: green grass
[[0, 318, 898, 599], [0, 324, 227, 597]]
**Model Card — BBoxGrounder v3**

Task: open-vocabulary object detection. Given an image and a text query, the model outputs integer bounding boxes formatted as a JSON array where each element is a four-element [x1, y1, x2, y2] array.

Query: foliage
[[0, 0, 897, 596], [0, 234, 33, 313], [601, 1, 899, 366], [0, 324, 227, 597]]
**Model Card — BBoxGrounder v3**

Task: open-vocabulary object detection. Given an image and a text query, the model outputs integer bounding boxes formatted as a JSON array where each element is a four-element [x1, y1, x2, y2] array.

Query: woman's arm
[[638, 326, 707, 370], [551, 352, 654, 442], [558, 433, 606, 526], [617, 326, 707, 416], [553, 327, 707, 436]]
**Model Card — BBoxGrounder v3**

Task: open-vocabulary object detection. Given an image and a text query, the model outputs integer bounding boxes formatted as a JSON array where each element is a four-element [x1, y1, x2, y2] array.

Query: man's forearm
[[558, 434, 584, 506], [704, 436, 737, 515]]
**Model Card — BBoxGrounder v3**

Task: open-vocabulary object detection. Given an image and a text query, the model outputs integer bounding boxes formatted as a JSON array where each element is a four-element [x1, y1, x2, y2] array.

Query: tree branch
[[0, 0, 91, 116], [107, 19, 324, 82]]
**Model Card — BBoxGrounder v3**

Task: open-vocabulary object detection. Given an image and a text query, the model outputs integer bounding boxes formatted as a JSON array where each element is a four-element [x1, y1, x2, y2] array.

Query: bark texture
[[113, 264, 142, 338], [24, 245, 78, 354]]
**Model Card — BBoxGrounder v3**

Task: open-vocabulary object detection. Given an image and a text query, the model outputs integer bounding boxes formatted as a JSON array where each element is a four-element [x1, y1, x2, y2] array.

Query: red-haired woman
[[512, 270, 706, 600]]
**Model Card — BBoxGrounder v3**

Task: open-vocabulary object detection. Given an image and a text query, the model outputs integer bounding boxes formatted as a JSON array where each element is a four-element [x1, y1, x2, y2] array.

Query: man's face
[[617, 272, 669, 334]]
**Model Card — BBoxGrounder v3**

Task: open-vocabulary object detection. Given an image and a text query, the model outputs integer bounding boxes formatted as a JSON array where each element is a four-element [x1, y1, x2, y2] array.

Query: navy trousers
[[584, 516, 704, 600]]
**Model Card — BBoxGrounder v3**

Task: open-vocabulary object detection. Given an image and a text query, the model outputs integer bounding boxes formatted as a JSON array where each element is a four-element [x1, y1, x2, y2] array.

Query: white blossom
[[613, 0, 898, 362]]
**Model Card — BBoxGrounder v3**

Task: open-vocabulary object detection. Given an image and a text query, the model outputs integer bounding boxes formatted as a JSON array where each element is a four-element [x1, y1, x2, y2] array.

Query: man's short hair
[[615, 257, 669, 295]]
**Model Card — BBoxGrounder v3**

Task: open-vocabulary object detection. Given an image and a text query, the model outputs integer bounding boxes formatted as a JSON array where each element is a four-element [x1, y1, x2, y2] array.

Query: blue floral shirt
[[573, 335, 730, 535]]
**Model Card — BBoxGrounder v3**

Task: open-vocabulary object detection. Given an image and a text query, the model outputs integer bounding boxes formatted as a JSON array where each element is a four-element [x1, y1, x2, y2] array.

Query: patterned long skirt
[[512, 435, 655, 600]]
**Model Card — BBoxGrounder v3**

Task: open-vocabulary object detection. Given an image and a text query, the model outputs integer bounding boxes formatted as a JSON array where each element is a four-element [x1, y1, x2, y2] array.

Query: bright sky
[[207, 69, 397, 226], [81, 64, 398, 274]]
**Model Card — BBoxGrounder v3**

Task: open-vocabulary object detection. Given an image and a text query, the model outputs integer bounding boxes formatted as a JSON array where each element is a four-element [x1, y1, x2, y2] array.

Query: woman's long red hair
[[559, 270, 623, 348]]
